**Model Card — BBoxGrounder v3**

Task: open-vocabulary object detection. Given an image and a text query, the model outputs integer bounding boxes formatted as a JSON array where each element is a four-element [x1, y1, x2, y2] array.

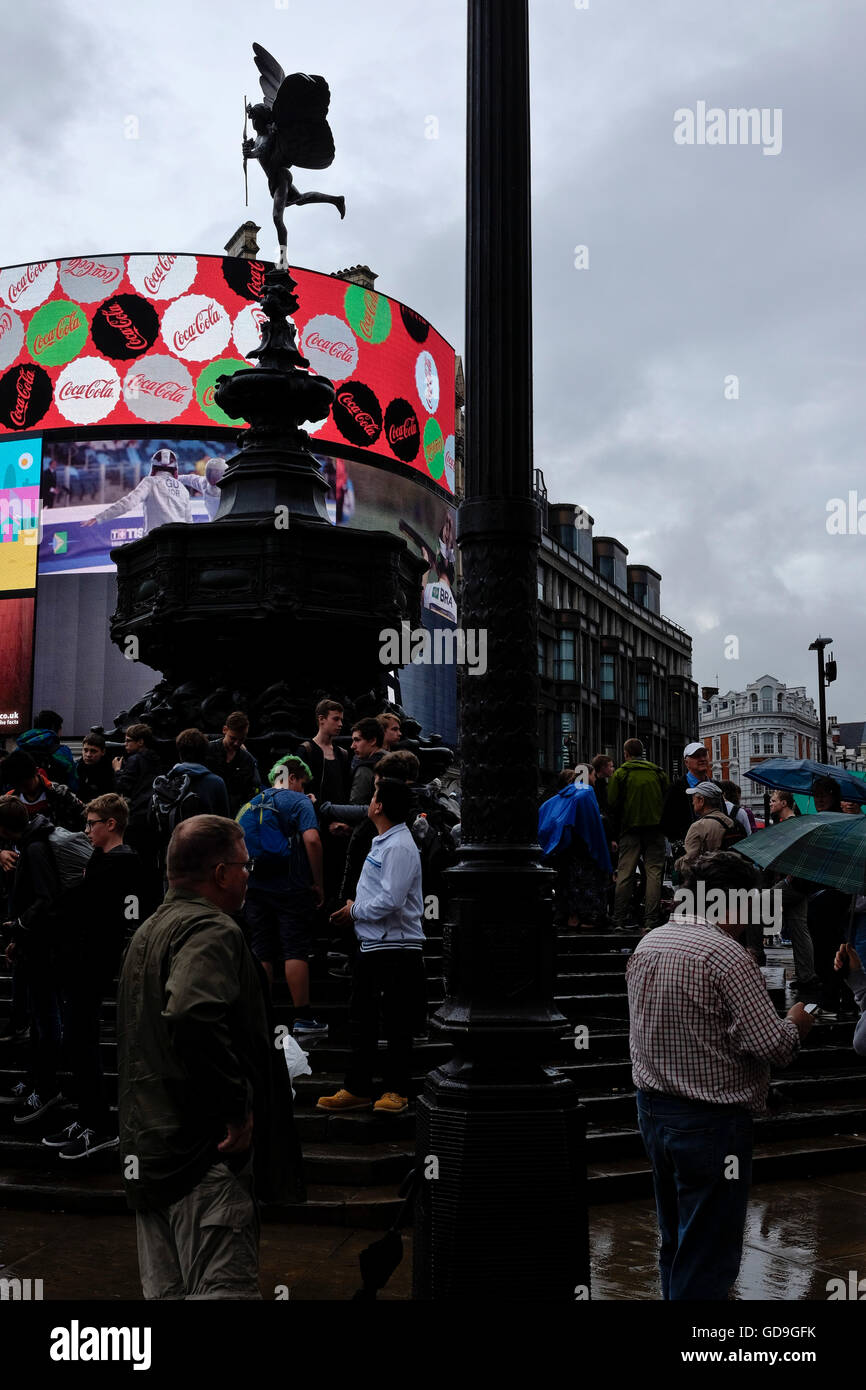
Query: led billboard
[[0, 435, 40, 591], [0, 255, 456, 494]]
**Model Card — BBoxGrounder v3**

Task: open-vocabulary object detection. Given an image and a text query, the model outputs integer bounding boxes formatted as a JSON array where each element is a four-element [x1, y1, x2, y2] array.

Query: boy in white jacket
[[83, 449, 191, 536]]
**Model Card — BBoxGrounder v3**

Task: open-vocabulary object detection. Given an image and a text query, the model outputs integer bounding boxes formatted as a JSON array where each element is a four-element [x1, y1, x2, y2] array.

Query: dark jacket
[[16, 728, 77, 789], [75, 755, 116, 806], [208, 740, 262, 817], [298, 739, 351, 803], [350, 751, 386, 806], [117, 888, 304, 1211], [39, 776, 86, 832], [58, 843, 144, 980], [662, 775, 724, 842], [116, 746, 162, 827], [169, 761, 230, 818], [7, 813, 61, 933]]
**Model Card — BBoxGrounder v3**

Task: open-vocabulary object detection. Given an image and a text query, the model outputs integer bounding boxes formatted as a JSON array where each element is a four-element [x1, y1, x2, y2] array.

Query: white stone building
[[697, 674, 819, 813]]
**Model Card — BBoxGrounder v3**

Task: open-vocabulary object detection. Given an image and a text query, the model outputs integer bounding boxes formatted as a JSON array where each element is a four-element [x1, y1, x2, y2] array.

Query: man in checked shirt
[[626, 850, 815, 1301]]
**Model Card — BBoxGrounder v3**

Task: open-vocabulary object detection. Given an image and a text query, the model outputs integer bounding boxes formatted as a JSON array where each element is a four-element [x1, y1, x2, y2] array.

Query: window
[[714, 736, 721, 761], [637, 674, 649, 717], [777, 693, 783, 712], [761, 685, 773, 713], [555, 631, 576, 681], [763, 734, 775, 755], [537, 564, 544, 601], [601, 653, 615, 700], [730, 733, 738, 760], [537, 638, 544, 676], [597, 554, 615, 583], [777, 732, 784, 754], [753, 734, 760, 755], [751, 693, 758, 711]]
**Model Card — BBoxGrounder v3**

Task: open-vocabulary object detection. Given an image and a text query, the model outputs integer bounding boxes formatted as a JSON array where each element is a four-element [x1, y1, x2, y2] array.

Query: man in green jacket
[[607, 739, 670, 933], [117, 814, 303, 1300]]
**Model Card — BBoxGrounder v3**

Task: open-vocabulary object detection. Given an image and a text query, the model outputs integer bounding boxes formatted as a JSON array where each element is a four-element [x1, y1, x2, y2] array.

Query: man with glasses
[[117, 815, 302, 1300], [43, 794, 143, 1159]]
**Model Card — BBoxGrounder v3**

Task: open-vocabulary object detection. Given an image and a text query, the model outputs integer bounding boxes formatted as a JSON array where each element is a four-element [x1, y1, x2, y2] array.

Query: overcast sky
[[3, 0, 864, 726]]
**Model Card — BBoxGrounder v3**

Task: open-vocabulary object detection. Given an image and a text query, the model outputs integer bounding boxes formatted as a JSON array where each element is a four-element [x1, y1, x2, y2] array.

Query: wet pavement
[[4, 1170, 866, 1299]]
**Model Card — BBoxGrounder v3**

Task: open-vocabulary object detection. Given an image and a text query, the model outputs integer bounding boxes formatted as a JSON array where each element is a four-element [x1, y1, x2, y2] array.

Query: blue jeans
[[637, 1089, 753, 1300]]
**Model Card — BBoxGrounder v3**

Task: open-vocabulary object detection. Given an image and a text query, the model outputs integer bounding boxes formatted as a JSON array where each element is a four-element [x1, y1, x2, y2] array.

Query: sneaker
[[374, 1092, 408, 1114], [293, 1018, 329, 1039], [43, 1121, 84, 1149], [12, 1091, 63, 1126], [0, 1080, 30, 1107], [328, 961, 352, 979], [316, 1089, 372, 1112], [59, 1129, 119, 1160]]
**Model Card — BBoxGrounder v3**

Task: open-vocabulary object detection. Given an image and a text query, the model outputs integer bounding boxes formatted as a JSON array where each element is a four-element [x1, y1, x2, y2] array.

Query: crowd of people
[[3, 706, 865, 1301], [541, 733, 866, 1301]]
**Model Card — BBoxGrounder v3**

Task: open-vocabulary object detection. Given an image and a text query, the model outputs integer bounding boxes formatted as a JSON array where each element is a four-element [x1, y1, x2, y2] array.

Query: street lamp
[[413, 0, 588, 1301], [808, 636, 835, 763]]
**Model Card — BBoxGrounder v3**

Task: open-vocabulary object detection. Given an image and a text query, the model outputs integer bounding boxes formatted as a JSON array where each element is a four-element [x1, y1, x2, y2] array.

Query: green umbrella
[[735, 812, 866, 894]]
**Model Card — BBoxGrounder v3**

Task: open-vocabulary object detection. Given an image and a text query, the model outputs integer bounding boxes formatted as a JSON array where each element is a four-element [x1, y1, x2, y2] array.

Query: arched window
[[751, 693, 758, 711], [761, 685, 773, 713], [777, 692, 783, 711]]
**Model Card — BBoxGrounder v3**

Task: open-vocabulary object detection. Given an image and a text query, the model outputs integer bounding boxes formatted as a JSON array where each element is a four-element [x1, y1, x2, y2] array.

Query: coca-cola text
[[10, 368, 35, 428], [173, 302, 223, 351], [6, 263, 49, 306]]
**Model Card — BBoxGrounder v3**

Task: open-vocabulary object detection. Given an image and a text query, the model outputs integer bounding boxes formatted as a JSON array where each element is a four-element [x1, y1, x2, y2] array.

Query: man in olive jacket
[[117, 814, 303, 1300], [607, 738, 670, 933]]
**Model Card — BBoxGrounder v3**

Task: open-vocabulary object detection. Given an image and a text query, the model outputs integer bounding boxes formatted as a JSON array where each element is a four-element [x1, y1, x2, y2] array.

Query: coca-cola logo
[[0, 261, 57, 311], [300, 314, 358, 382], [54, 356, 120, 425], [59, 255, 125, 304], [26, 299, 89, 366], [162, 294, 230, 361], [0, 307, 24, 372], [400, 303, 430, 344], [123, 354, 193, 423], [332, 380, 382, 447], [0, 362, 52, 431], [415, 350, 440, 415], [91, 293, 159, 360], [222, 256, 269, 302], [384, 397, 420, 463], [127, 253, 197, 302]]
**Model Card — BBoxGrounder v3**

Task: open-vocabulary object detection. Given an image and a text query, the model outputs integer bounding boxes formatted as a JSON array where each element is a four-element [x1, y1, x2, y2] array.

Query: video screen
[[0, 435, 40, 591], [0, 594, 35, 732]]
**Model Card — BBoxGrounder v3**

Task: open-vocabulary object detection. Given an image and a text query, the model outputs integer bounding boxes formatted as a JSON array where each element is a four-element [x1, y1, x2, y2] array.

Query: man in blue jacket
[[317, 778, 426, 1115]]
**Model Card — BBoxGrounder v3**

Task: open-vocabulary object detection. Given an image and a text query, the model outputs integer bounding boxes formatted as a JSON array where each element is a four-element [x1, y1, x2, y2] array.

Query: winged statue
[[243, 42, 345, 268]]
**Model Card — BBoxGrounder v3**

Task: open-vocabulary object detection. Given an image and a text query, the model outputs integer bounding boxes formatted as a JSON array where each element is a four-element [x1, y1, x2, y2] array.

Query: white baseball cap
[[683, 741, 706, 758]]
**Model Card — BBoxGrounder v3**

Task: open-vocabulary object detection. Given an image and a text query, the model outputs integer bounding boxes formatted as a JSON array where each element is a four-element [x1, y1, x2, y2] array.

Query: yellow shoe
[[316, 1089, 371, 1112], [373, 1092, 408, 1114]]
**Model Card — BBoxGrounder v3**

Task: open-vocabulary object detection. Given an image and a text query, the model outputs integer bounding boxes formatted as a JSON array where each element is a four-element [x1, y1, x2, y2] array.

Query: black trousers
[[345, 949, 427, 1098], [62, 972, 113, 1132]]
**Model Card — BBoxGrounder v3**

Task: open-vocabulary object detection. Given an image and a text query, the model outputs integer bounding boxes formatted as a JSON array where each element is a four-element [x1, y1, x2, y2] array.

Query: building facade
[[535, 478, 698, 784], [698, 675, 820, 811], [828, 718, 866, 773]]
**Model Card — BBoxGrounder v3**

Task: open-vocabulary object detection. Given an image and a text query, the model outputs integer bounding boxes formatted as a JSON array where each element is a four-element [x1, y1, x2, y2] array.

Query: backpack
[[410, 785, 459, 887], [237, 789, 294, 862], [150, 771, 205, 841], [704, 810, 748, 852], [47, 826, 93, 888]]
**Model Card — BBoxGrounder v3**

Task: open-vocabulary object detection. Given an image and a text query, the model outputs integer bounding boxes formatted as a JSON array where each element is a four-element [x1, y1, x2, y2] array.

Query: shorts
[[245, 890, 314, 964]]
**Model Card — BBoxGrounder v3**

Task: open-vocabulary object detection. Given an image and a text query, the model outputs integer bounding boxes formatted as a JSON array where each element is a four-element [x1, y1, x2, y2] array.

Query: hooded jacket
[[117, 888, 304, 1210], [169, 762, 230, 818], [607, 759, 670, 835]]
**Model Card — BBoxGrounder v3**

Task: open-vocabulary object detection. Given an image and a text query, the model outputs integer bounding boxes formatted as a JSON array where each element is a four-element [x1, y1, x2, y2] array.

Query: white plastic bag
[[281, 1032, 312, 1098]]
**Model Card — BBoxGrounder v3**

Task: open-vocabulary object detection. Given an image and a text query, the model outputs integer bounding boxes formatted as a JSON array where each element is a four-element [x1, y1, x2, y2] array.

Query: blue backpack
[[236, 789, 293, 861]]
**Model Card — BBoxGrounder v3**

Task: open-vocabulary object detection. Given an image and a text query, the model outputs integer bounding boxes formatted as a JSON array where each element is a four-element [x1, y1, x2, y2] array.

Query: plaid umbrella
[[735, 812, 866, 894]]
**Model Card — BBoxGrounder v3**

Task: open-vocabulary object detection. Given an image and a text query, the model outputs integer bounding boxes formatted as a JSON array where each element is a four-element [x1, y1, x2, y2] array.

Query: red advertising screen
[[0, 255, 455, 495]]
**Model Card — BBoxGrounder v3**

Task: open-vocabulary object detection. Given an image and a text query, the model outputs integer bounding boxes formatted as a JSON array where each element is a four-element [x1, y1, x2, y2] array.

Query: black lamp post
[[413, 0, 589, 1301], [808, 636, 834, 764]]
